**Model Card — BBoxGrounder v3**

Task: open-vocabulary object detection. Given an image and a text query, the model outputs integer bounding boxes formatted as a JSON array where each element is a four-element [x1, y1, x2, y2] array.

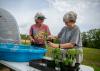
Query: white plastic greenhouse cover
[[0, 8, 21, 44]]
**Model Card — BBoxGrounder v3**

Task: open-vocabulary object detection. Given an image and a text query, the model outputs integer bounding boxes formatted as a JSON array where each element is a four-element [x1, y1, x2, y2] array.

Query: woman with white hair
[[48, 11, 83, 70]]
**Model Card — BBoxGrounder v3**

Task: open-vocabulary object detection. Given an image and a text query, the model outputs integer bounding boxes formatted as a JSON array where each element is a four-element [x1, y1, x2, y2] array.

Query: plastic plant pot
[[47, 60, 56, 69], [59, 62, 80, 71]]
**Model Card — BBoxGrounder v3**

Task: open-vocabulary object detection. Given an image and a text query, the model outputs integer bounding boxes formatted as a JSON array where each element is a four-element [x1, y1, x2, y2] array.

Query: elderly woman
[[48, 11, 83, 67], [29, 12, 51, 48]]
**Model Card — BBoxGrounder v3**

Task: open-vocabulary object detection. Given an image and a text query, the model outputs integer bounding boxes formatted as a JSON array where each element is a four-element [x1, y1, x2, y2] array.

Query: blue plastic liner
[[0, 43, 47, 62]]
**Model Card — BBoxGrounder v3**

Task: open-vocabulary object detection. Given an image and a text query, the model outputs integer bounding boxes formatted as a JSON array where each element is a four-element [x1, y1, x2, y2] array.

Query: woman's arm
[[29, 35, 35, 42], [60, 43, 74, 48], [48, 41, 75, 48]]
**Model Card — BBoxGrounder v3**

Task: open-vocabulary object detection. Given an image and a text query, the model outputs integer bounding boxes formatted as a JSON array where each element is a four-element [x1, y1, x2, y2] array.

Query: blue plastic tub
[[0, 43, 47, 62]]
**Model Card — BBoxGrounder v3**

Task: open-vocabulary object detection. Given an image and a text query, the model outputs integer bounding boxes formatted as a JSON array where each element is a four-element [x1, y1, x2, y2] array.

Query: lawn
[[46, 47, 100, 71], [82, 48, 100, 71]]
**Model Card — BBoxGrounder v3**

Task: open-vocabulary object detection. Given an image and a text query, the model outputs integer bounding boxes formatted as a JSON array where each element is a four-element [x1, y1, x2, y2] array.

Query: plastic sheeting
[[0, 8, 21, 44]]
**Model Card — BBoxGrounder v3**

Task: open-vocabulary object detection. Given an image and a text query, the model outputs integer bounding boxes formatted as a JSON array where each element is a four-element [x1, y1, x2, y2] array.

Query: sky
[[0, 0, 100, 35]]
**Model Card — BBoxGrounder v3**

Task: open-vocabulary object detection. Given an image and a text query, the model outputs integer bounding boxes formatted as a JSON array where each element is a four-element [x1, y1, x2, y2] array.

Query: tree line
[[81, 29, 100, 49]]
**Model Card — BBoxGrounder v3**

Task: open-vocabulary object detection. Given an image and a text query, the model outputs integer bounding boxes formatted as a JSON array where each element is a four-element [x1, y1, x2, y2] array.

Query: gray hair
[[63, 11, 77, 22]]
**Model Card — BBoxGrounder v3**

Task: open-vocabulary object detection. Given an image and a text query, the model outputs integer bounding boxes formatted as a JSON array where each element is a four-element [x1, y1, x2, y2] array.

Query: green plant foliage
[[52, 48, 62, 64], [52, 48, 81, 66], [63, 49, 81, 66]]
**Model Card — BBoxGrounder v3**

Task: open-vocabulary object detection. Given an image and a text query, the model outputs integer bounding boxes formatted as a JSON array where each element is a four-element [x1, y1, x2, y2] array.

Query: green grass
[[82, 48, 100, 71], [46, 47, 100, 71]]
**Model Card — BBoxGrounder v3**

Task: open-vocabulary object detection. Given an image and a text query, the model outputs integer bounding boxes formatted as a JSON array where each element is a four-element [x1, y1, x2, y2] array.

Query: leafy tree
[[81, 29, 100, 49], [81, 32, 88, 47]]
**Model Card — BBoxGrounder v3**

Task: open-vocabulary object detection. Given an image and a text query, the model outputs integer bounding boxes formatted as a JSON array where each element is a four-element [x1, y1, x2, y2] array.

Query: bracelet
[[59, 44, 60, 48]]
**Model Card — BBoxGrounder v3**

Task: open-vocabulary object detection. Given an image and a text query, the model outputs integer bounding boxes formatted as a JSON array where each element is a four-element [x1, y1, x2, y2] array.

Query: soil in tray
[[59, 62, 80, 71], [29, 59, 57, 71], [29, 59, 80, 71]]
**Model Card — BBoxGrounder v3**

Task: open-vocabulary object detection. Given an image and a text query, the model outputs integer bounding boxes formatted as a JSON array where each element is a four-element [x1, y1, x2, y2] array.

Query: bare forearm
[[60, 43, 74, 48], [29, 35, 33, 39], [48, 42, 74, 48], [55, 36, 58, 39]]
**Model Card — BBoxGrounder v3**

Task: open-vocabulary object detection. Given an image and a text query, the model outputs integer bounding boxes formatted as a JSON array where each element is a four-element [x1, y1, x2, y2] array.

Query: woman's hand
[[48, 35, 58, 40], [30, 38, 35, 42], [29, 36, 35, 43], [48, 41, 58, 48]]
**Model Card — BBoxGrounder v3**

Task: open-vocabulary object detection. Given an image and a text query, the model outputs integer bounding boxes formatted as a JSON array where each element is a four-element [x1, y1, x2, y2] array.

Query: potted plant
[[60, 48, 82, 71], [46, 48, 62, 69]]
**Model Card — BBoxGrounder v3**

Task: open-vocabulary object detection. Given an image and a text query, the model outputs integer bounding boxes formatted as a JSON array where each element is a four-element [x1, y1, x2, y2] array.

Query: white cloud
[[14, 0, 100, 34], [46, 0, 100, 32], [2, 0, 99, 35]]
